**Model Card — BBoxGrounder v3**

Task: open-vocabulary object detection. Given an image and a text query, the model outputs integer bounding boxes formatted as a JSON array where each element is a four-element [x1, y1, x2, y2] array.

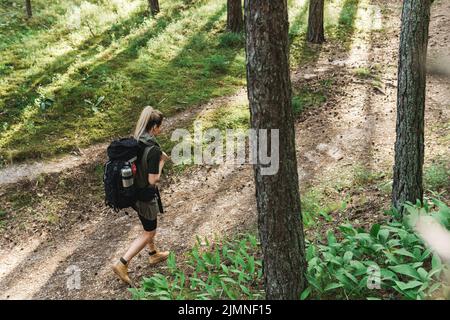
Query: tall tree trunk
[[392, 0, 433, 212], [244, 0, 307, 299], [148, 0, 160, 16], [307, 0, 325, 44], [25, 0, 32, 19], [227, 0, 243, 33]]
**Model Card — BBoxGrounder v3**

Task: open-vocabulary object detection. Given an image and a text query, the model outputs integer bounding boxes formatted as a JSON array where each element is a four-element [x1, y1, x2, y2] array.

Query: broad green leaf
[[343, 270, 358, 284], [350, 260, 365, 272], [432, 254, 442, 271], [307, 275, 323, 293], [417, 268, 429, 282], [239, 284, 251, 296], [394, 248, 415, 259], [221, 264, 229, 275], [380, 268, 398, 281], [343, 251, 353, 263], [377, 229, 390, 243], [324, 282, 344, 291], [384, 251, 399, 264], [306, 245, 316, 260], [420, 249, 432, 261], [389, 264, 421, 280], [221, 277, 237, 284], [339, 223, 357, 236], [327, 231, 337, 245], [370, 224, 381, 238], [300, 287, 311, 300], [394, 280, 423, 291]]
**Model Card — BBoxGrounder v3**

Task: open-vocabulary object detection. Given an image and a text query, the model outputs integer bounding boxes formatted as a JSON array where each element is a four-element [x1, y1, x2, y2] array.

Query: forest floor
[[0, 0, 449, 299]]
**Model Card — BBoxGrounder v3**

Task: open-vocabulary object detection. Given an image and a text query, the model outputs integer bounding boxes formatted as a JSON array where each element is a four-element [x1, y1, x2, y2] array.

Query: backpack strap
[[139, 141, 163, 213], [141, 144, 156, 175]]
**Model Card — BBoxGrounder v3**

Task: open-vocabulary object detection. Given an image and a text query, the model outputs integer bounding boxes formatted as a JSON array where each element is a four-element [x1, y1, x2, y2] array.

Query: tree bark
[[227, 0, 243, 33], [392, 0, 432, 212], [148, 0, 160, 16], [307, 0, 325, 44], [244, 0, 307, 299], [25, 0, 32, 19]]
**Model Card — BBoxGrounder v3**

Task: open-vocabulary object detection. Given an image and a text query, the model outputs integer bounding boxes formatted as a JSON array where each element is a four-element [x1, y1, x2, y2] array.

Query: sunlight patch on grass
[[0, 0, 378, 163]]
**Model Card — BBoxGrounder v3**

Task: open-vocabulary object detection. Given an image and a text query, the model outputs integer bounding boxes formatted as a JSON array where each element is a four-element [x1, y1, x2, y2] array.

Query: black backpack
[[103, 137, 142, 212]]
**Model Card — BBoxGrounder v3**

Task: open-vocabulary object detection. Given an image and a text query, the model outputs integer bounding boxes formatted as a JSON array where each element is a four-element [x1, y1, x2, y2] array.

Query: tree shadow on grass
[[334, 0, 361, 50], [289, 0, 361, 72], [1, 2, 241, 162], [0, 7, 170, 127]]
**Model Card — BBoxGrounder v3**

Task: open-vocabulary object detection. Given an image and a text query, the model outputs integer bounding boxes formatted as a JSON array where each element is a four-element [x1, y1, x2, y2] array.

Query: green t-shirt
[[136, 133, 162, 188]]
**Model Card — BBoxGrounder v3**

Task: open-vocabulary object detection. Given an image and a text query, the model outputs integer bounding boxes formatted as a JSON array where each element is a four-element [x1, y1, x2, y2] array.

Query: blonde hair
[[133, 106, 164, 140]]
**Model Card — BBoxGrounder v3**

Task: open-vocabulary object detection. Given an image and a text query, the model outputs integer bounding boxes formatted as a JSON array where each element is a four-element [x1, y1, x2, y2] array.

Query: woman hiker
[[112, 106, 170, 285]]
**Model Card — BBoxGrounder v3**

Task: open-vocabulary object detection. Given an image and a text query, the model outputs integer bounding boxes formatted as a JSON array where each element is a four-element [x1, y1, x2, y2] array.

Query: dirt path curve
[[0, 0, 448, 299], [0, 89, 246, 188]]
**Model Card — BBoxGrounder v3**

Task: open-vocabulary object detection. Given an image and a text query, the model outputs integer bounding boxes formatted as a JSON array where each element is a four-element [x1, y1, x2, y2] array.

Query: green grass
[[353, 67, 372, 79], [292, 85, 328, 115], [301, 188, 347, 227], [0, 0, 365, 164], [0, 0, 244, 163], [353, 165, 386, 188], [424, 161, 450, 192]]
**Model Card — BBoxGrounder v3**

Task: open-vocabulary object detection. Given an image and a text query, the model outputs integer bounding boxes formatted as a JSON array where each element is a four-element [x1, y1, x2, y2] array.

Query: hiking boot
[[148, 250, 170, 266], [112, 260, 132, 285]]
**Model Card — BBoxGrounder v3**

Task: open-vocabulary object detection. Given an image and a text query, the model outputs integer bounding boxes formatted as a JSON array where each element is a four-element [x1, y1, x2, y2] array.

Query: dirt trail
[[0, 89, 246, 188], [0, 0, 449, 299]]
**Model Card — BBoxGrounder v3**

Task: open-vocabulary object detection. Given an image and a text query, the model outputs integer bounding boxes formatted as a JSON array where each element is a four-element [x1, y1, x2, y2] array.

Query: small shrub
[[204, 54, 228, 74], [218, 32, 244, 48], [353, 67, 372, 79]]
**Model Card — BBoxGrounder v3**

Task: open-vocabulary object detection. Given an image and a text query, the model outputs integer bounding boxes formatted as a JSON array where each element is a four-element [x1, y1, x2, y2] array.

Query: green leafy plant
[[84, 96, 105, 114], [302, 199, 448, 300], [131, 234, 264, 300], [35, 94, 54, 111], [132, 200, 449, 301]]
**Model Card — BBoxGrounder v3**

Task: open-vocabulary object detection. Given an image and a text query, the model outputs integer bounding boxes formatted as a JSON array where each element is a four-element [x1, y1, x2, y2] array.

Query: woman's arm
[[148, 152, 170, 186]]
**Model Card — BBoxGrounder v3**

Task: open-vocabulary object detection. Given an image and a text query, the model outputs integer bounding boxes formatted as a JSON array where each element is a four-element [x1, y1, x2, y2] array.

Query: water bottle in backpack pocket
[[103, 138, 140, 212], [103, 136, 157, 212]]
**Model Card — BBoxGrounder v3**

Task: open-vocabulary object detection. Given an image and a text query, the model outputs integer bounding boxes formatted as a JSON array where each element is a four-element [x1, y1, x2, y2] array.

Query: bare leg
[[146, 229, 170, 265], [147, 231, 156, 252], [123, 230, 155, 263]]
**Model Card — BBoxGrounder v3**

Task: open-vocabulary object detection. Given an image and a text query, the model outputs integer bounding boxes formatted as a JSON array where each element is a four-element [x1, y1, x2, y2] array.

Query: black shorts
[[138, 214, 157, 232], [132, 199, 159, 232]]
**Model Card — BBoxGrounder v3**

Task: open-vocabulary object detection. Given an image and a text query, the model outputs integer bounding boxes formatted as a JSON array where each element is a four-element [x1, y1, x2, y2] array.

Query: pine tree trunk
[[25, 0, 32, 19], [227, 0, 243, 33], [392, 0, 432, 212], [307, 0, 325, 44], [148, 0, 160, 16], [244, 0, 307, 299]]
